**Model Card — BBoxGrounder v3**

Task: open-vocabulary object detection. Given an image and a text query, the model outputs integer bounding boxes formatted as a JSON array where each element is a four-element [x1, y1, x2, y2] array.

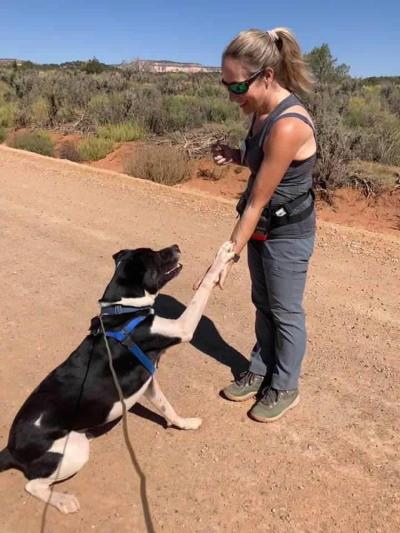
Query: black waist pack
[[236, 189, 315, 239]]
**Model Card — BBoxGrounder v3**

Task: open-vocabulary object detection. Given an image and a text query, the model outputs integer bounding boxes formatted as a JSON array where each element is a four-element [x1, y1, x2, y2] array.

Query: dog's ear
[[112, 250, 129, 264]]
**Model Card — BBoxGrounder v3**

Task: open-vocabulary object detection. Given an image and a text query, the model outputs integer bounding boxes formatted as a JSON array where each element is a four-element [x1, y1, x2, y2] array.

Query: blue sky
[[0, 0, 398, 77]]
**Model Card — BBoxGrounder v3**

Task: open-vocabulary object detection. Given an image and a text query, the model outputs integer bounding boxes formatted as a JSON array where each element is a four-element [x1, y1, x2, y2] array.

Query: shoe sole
[[249, 395, 300, 423], [222, 389, 258, 402]]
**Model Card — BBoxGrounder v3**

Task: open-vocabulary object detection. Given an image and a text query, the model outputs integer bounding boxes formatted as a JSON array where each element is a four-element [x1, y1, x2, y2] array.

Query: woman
[[199, 28, 317, 422]]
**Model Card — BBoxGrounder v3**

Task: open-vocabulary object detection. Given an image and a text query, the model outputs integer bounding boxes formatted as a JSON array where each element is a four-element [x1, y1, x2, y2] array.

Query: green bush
[[0, 127, 6, 143], [11, 130, 54, 156], [87, 93, 129, 126], [163, 95, 203, 131], [200, 97, 239, 123], [0, 102, 17, 128], [125, 144, 190, 185], [222, 119, 248, 146], [30, 97, 50, 126], [96, 122, 147, 142], [77, 136, 114, 161]]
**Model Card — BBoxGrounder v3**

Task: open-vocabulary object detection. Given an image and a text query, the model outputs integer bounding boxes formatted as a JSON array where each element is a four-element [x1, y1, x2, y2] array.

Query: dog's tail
[[0, 447, 16, 472]]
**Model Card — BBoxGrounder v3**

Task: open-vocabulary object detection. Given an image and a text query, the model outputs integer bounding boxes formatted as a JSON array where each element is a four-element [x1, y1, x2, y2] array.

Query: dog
[[0, 241, 234, 513]]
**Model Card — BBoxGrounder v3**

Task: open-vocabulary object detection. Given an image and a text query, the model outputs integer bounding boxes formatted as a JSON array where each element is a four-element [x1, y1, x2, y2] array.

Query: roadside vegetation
[[0, 52, 399, 192]]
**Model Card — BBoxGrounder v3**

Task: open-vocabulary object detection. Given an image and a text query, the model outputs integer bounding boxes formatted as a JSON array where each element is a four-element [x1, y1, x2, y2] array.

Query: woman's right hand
[[192, 241, 236, 290], [211, 143, 237, 166]]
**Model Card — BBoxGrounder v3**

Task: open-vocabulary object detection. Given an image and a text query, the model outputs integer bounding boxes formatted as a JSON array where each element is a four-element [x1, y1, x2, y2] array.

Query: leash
[[40, 315, 156, 533], [40, 339, 96, 533], [99, 314, 156, 533]]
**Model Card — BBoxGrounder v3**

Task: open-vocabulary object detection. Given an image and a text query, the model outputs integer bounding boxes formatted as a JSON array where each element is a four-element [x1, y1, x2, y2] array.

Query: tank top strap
[[273, 112, 316, 138], [257, 94, 300, 146]]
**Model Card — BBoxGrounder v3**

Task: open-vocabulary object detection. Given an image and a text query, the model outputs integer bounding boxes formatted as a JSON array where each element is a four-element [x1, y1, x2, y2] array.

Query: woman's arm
[[193, 118, 310, 290], [230, 119, 309, 256]]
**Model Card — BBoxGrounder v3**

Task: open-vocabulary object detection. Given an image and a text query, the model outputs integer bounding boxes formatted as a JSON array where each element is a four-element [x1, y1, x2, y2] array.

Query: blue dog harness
[[100, 305, 156, 375]]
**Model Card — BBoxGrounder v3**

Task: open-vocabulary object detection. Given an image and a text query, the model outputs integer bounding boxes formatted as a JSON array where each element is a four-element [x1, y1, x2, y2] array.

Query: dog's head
[[100, 245, 182, 305]]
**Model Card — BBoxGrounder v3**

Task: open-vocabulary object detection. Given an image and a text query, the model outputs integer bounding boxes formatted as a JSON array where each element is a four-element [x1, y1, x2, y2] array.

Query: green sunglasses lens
[[229, 82, 248, 95]]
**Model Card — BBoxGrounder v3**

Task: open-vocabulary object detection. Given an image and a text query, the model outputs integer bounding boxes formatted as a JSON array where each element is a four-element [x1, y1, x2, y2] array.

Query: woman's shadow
[[130, 293, 249, 427]]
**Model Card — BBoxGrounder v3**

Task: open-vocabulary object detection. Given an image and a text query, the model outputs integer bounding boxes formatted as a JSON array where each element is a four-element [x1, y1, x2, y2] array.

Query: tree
[[82, 57, 107, 74], [305, 44, 350, 84]]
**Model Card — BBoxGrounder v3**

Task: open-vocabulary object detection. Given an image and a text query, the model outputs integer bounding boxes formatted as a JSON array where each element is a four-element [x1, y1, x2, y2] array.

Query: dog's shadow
[[155, 293, 248, 375], [131, 293, 248, 427]]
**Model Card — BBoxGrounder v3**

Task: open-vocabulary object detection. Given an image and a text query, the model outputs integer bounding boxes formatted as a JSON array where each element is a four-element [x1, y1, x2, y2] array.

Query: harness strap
[[122, 337, 156, 375], [100, 305, 151, 316], [105, 315, 147, 342], [104, 315, 156, 374]]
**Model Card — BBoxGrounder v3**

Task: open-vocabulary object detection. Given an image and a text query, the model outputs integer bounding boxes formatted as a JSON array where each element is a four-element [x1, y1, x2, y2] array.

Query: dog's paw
[[207, 242, 235, 280], [178, 417, 203, 430], [216, 241, 235, 264], [51, 492, 80, 514]]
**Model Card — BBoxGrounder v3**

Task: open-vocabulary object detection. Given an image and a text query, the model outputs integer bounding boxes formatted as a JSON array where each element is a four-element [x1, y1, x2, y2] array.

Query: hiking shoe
[[222, 371, 264, 402], [249, 387, 300, 422]]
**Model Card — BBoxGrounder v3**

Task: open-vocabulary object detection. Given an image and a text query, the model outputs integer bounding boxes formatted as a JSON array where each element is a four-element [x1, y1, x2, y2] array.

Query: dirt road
[[0, 145, 399, 533]]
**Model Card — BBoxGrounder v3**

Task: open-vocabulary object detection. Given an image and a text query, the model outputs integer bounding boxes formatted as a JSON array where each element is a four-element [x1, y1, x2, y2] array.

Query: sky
[[0, 0, 398, 77]]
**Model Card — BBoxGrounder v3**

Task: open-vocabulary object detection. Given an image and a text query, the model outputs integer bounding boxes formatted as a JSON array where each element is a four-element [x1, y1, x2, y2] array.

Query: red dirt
[[7, 133, 400, 236]]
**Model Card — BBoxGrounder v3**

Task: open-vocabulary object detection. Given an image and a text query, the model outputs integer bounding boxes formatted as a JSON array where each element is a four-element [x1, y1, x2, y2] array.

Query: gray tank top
[[242, 93, 316, 238]]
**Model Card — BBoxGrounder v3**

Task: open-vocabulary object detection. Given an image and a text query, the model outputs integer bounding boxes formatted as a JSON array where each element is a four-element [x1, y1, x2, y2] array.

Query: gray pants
[[247, 235, 315, 390]]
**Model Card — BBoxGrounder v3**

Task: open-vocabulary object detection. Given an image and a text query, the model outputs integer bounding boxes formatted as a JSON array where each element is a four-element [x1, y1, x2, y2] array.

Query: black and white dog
[[0, 242, 234, 513]]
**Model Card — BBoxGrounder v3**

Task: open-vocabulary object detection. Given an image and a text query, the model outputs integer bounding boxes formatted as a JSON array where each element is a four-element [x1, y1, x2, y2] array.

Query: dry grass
[[125, 144, 190, 185], [96, 122, 147, 142], [77, 136, 114, 161]]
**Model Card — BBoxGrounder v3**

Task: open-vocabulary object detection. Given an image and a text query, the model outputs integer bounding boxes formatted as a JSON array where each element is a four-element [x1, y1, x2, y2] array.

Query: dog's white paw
[[178, 417, 203, 430], [51, 492, 80, 514], [216, 241, 235, 263], [207, 242, 235, 281]]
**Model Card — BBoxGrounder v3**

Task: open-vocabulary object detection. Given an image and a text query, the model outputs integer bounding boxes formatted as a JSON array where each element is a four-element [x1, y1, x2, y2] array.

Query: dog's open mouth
[[162, 262, 183, 283], [164, 263, 182, 276]]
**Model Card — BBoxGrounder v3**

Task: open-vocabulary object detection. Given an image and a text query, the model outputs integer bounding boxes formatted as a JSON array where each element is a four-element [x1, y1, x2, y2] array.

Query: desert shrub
[[30, 97, 50, 126], [77, 136, 114, 161], [59, 141, 81, 162], [381, 83, 400, 117], [345, 86, 382, 128], [163, 95, 203, 131], [11, 130, 54, 156], [87, 94, 123, 126], [0, 127, 6, 143], [199, 97, 239, 123], [96, 122, 147, 142], [350, 118, 400, 166], [127, 87, 168, 135], [313, 113, 353, 198], [0, 102, 17, 127], [222, 119, 248, 146], [81, 58, 108, 74], [306, 87, 354, 199], [125, 144, 190, 185]]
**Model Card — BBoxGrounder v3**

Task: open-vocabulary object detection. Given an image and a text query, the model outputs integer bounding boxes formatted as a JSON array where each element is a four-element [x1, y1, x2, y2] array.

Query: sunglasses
[[221, 69, 264, 95]]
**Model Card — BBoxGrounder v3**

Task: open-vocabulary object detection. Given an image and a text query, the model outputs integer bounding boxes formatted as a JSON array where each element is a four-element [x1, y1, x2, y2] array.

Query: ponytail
[[272, 27, 314, 94]]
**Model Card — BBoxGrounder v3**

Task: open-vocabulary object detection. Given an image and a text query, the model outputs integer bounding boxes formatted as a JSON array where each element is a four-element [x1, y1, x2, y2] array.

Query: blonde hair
[[222, 27, 314, 94]]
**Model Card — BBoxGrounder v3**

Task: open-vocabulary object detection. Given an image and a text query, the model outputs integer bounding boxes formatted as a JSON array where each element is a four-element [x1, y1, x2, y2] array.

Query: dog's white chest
[[106, 378, 152, 422]]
